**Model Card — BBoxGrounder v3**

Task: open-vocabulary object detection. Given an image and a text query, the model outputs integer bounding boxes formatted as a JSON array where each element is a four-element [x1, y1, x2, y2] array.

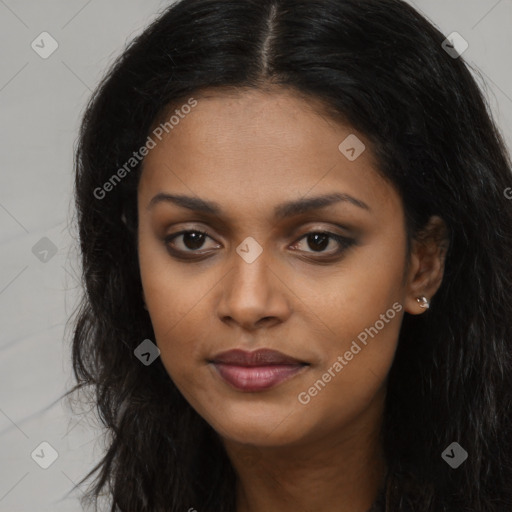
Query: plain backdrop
[[0, 1, 511, 510]]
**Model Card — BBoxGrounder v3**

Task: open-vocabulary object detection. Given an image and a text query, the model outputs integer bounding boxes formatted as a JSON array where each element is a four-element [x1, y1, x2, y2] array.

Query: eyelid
[[164, 229, 220, 250], [291, 231, 355, 254]]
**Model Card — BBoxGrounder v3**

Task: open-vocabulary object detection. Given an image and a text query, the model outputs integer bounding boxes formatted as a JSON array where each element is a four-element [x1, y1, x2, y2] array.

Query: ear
[[404, 215, 450, 315]]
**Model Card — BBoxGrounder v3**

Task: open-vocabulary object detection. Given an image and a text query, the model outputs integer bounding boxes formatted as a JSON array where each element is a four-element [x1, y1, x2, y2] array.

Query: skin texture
[[137, 87, 448, 512]]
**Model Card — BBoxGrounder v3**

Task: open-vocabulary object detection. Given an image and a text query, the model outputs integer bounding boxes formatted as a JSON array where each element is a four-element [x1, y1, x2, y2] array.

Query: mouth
[[208, 348, 310, 392]]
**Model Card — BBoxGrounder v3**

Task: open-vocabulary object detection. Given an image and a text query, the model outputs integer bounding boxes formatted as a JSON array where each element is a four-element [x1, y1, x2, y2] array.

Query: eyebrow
[[146, 192, 370, 218]]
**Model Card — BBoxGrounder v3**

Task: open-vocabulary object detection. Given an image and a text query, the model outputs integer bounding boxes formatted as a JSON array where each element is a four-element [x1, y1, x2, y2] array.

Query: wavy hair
[[66, 0, 512, 510]]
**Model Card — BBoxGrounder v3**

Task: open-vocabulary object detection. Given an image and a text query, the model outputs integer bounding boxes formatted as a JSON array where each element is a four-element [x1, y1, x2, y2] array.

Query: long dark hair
[[66, 0, 512, 510]]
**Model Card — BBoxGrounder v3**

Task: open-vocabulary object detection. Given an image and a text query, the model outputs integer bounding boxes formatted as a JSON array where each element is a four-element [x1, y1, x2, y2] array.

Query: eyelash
[[163, 229, 355, 261]]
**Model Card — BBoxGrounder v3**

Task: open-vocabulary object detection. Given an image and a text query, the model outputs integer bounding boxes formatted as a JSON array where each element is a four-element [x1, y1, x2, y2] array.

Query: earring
[[416, 296, 430, 309]]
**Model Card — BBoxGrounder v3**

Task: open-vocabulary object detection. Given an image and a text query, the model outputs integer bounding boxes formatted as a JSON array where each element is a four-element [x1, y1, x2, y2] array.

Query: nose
[[216, 250, 292, 331]]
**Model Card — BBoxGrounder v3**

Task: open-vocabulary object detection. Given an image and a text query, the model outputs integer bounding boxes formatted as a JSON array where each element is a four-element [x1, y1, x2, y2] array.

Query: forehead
[[138, 88, 399, 221], [148, 87, 356, 163]]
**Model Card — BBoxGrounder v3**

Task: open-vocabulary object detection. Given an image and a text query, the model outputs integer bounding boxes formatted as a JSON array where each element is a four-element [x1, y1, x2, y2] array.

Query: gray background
[[0, 1, 511, 510]]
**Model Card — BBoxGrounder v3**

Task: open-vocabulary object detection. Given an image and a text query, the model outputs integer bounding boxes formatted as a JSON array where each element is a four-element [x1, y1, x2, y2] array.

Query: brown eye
[[292, 231, 355, 256], [180, 231, 207, 250], [165, 230, 220, 255], [304, 233, 330, 252], [164, 229, 355, 262]]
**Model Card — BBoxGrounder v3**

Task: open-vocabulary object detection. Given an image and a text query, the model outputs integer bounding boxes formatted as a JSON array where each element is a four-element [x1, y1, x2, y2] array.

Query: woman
[[67, 0, 512, 510]]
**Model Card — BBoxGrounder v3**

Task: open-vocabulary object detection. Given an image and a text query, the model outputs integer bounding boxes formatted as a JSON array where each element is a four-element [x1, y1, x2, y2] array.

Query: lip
[[209, 349, 309, 392], [210, 348, 306, 366]]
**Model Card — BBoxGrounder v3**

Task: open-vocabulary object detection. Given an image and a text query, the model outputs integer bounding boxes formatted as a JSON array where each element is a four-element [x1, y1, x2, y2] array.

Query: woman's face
[[137, 87, 413, 449]]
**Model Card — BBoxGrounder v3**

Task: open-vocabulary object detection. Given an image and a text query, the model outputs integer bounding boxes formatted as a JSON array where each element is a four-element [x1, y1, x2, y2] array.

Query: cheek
[[143, 280, 214, 404], [296, 298, 403, 435], [142, 279, 211, 362], [295, 234, 406, 406], [138, 237, 210, 372], [138, 225, 215, 324], [308, 229, 406, 345]]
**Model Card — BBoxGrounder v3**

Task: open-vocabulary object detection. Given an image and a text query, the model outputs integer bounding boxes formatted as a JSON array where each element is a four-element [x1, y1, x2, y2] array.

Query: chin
[[201, 400, 312, 447]]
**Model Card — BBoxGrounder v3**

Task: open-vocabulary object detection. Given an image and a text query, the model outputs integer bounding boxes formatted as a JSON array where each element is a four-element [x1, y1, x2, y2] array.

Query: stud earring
[[416, 296, 430, 309]]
